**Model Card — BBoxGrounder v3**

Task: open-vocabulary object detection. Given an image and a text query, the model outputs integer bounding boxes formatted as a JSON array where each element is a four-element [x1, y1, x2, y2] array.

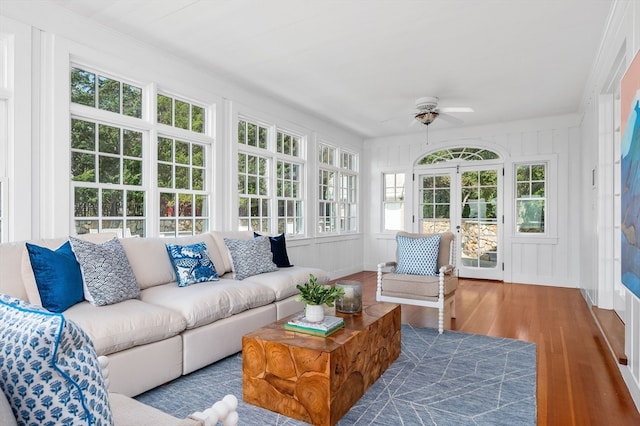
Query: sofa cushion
[[25, 241, 85, 312], [70, 236, 140, 306], [395, 233, 441, 276], [120, 234, 221, 290], [140, 280, 275, 329], [64, 299, 187, 356], [242, 266, 330, 301], [381, 273, 458, 301], [0, 294, 112, 425], [165, 242, 220, 287], [224, 236, 278, 280], [254, 232, 293, 267]]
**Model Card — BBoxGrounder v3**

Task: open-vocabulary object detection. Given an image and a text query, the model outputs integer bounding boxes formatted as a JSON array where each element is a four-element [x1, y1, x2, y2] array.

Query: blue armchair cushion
[[395, 233, 441, 276]]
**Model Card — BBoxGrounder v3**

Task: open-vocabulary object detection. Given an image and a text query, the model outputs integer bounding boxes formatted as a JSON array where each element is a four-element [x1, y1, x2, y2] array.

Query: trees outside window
[[318, 143, 358, 234], [70, 65, 212, 237], [515, 163, 546, 233], [237, 118, 304, 235]]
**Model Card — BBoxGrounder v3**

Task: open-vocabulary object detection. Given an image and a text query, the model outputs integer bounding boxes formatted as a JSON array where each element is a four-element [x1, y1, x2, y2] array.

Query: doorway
[[415, 148, 503, 280]]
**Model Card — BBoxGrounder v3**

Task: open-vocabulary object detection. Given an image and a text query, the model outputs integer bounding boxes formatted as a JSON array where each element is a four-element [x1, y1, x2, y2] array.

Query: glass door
[[417, 165, 502, 280]]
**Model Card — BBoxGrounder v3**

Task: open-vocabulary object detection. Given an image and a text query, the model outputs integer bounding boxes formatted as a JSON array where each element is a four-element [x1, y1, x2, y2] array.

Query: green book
[[284, 321, 345, 337]]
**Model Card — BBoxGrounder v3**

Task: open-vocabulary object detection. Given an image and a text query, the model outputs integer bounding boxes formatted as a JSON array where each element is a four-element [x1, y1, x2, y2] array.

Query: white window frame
[[318, 142, 359, 235], [383, 172, 405, 232], [237, 116, 306, 236], [514, 161, 547, 235], [70, 63, 214, 238]]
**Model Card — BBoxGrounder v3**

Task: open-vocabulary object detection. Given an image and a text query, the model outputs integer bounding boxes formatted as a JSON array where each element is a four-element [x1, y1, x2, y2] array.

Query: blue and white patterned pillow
[[224, 236, 278, 280], [0, 294, 112, 425], [165, 242, 219, 287], [69, 236, 140, 306], [395, 234, 441, 276]]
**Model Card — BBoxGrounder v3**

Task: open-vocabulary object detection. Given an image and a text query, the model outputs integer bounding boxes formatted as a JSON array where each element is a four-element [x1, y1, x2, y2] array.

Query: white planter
[[305, 304, 325, 322]]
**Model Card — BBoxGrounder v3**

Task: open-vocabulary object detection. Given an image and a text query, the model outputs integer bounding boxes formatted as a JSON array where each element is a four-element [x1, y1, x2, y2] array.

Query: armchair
[[376, 231, 458, 334]]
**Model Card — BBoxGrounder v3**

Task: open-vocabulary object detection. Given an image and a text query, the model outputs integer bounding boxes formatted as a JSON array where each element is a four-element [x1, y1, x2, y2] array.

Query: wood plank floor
[[330, 271, 640, 426]]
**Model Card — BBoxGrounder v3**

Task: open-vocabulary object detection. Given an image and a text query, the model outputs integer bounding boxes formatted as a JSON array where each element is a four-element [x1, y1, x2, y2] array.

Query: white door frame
[[415, 162, 503, 280]]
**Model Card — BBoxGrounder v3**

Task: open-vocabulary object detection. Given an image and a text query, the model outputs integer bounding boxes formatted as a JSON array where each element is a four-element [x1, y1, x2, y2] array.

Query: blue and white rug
[[136, 325, 536, 425]]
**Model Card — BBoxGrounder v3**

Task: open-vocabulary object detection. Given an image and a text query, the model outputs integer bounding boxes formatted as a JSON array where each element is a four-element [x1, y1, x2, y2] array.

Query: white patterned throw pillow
[[395, 233, 441, 276], [69, 236, 140, 306], [0, 294, 112, 425], [224, 236, 278, 280]]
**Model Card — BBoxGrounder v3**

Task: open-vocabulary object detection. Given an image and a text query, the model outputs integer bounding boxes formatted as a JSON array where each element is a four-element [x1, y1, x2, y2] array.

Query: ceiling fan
[[413, 96, 474, 126]]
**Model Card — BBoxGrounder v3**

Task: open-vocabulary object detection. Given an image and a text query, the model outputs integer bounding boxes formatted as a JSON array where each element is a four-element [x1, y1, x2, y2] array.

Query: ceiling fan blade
[[438, 112, 464, 125], [439, 106, 474, 113]]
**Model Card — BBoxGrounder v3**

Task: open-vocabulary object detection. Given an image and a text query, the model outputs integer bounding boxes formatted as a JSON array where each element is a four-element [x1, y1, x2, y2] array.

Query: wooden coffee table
[[242, 303, 401, 426]]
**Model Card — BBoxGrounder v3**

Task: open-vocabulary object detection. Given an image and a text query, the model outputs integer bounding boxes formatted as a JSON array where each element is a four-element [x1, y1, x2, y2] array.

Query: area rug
[[136, 325, 536, 425]]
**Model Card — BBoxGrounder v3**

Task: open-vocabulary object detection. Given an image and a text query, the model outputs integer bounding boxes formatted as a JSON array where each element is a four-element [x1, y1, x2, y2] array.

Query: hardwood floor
[[331, 271, 640, 426]]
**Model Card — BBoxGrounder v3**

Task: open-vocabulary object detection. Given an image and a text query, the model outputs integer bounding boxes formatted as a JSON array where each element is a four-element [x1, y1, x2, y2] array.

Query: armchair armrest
[[439, 264, 455, 275], [377, 261, 397, 271]]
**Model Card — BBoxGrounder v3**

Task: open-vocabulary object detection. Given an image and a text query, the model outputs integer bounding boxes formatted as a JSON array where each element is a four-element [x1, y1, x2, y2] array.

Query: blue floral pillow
[[395, 234, 441, 276], [0, 294, 112, 425], [165, 242, 219, 287]]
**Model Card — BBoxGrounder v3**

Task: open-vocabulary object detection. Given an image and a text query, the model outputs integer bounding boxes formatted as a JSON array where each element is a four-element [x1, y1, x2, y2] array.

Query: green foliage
[[295, 274, 344, 307]]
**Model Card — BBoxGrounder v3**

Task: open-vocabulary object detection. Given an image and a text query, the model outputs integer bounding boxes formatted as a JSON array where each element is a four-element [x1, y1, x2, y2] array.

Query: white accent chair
[[376, 231, 458, 334]]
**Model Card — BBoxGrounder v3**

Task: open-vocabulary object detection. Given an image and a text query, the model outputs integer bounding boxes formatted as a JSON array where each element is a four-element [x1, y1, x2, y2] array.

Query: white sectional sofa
[[0, 230, 328, 397]]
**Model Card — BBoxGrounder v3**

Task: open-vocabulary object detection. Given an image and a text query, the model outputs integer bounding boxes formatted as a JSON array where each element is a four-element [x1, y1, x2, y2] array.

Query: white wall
[[0, 5, 364, 278], [363, 114, 581, 288], [579, 0, 640, 408]]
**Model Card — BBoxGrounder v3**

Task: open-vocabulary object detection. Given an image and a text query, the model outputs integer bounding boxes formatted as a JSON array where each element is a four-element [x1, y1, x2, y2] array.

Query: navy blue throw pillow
[[254, 232, 293, 268]]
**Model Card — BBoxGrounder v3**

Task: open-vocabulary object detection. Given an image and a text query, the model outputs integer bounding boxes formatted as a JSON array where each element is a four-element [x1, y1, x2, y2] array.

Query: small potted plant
[[296, 274, 344, 322]]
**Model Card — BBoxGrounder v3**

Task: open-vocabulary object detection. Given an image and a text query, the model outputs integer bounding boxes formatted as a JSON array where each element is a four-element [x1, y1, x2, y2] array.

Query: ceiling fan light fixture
[[415, 111, 439, 126]]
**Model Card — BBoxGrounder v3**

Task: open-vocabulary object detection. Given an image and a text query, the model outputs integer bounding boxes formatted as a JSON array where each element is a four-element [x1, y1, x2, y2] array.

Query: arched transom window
[[418, 147, 500, 165]]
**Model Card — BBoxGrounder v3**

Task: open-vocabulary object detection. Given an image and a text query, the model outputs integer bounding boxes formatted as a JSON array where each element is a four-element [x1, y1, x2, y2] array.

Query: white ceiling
[[6, 0, 614, 138]]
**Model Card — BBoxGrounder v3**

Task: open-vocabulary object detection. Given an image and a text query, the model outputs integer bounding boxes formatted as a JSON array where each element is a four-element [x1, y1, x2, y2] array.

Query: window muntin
[[418, 147, 500, 165], [71, 65, 213, 237], [236, 118, 305, 236], [515, 163, 546, 233], [383, 173, 405, 231], [158, 137, 208, 237], [157, 93, 205, 133], [318, 169, 336, 233], [238, 151, 270, 232], [70, 117, 145, 236], [318, 143, 358, 234], [238, 119, 267, 149], [277, 160, 303, 235], [71, 67, 142, 118]]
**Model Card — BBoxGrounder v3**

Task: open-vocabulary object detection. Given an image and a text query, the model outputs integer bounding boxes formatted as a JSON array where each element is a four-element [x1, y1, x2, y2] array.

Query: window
[[383, 173, 405, 231], [237, 119, 304, 235], [0, 180, 4, 242], [70, 118, 145, 236], [157, 93, 205, 133], [158, 137, 208, 236], [238, 151, 270, 232], [515, 163, 546, 233], [70, 65, 212, 237], [1, 38, 10, 242], [318, 143, 358, 234], [71, 67, 142, 118]]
